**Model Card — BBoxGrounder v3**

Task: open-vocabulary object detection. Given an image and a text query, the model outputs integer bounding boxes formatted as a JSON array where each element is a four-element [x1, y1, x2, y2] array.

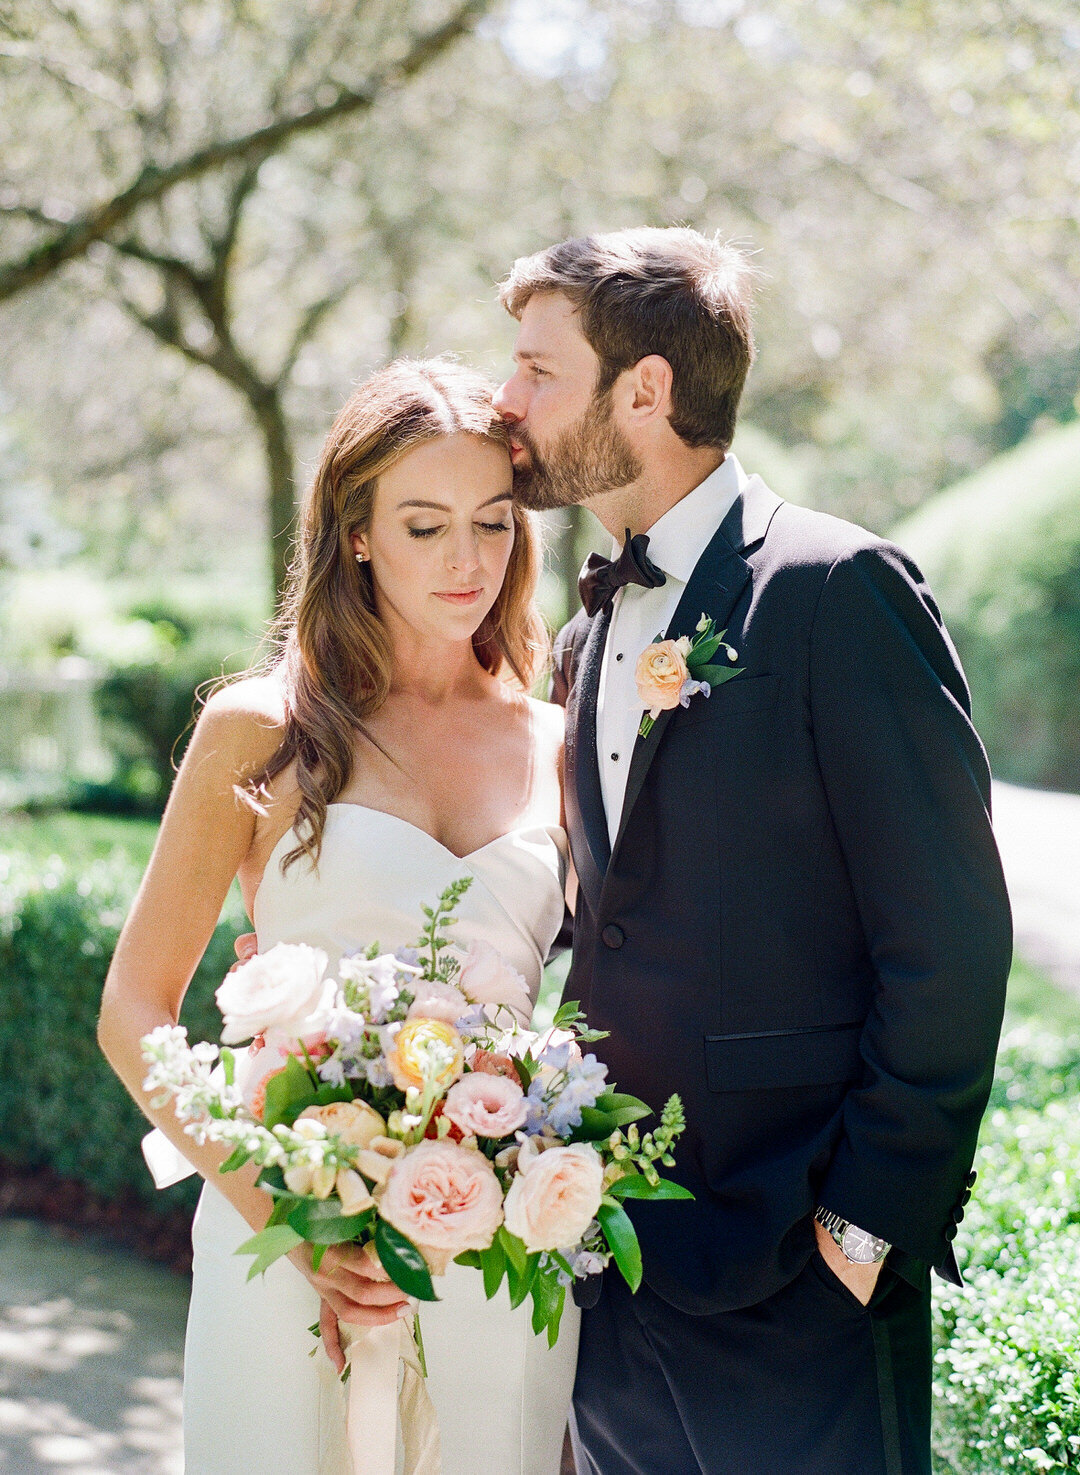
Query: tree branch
[[0, 0, 494, 304]]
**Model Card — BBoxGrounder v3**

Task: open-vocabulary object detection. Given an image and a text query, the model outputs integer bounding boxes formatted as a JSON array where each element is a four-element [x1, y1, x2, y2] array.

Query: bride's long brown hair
[[244, 358, 548, 871]]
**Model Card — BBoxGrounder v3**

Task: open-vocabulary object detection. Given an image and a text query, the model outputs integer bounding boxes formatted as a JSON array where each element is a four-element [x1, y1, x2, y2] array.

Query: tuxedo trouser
[[571, 1252, 932, 1475]]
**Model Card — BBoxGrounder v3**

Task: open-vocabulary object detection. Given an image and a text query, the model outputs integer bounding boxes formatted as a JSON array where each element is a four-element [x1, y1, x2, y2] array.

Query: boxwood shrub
[[934, 1026, 1080, 1472], [0, 846, 245, 1213]]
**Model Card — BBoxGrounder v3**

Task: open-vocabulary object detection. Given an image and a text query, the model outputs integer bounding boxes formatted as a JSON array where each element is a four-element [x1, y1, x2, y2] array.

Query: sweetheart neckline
[[252, 804, 565, 921], [321, 802, 564, 864]]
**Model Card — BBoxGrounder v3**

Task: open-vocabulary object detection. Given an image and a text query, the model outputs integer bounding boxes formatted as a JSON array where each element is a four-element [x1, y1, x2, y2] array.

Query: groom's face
[[495, 292, 641, 511]]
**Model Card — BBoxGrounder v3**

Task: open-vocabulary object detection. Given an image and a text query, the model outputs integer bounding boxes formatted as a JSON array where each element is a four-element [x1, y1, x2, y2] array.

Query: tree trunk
[[252, 387, 297, 605]]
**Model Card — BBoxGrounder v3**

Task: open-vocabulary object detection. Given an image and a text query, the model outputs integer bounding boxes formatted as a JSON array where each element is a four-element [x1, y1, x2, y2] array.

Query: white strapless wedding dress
[[160, 804, 580, 1475]]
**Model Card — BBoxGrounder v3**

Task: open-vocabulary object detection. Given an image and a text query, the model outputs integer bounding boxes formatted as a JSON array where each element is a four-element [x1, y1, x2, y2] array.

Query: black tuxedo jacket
[[553, 476, 1012, 1316]]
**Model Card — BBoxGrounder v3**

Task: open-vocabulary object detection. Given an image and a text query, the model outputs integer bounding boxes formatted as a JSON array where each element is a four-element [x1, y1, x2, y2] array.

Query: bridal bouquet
[[141, 878, 689, 1353]]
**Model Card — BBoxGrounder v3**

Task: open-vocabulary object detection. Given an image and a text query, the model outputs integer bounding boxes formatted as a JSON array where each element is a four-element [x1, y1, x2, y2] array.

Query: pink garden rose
[[379, 1140, 504, 1274], [215, 943, 334, 1045], [443, 1072, 528, 1139], [502, 1142, 605, 1252], [635, 639, 690, 719], [456, 940, 533, 1024]]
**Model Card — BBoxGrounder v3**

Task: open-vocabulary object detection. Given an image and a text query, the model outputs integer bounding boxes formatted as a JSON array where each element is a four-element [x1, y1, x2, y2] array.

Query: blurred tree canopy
[[1, 0, 1077, 618]]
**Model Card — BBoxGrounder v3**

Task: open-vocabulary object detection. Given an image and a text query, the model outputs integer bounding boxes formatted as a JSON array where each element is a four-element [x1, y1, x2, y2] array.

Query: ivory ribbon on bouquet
[[339, 1317, 441, 1475], [141, 1128, 441, 1473]]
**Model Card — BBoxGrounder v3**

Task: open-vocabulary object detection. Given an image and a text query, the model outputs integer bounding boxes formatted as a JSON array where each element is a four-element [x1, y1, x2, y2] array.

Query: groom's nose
[[493, 374, 522, 423]]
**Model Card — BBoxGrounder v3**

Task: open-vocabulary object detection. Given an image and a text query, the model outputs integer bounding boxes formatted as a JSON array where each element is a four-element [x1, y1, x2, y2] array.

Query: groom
[[494, 228, 1012, 1475]]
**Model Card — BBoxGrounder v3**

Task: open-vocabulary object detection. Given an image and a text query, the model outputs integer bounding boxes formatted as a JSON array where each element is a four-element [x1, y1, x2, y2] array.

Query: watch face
[[841, 1226, 887, 1265]]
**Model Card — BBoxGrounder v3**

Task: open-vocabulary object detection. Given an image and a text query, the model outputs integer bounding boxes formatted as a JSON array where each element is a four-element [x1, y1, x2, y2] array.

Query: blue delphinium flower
[[546, 1053, 608, 1137]]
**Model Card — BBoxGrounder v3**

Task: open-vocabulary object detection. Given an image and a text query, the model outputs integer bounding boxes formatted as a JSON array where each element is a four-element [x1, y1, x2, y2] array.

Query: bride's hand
[[232, 932, 258, 968], [292, 1239, 412, 1330], [320, 1298, 345, 1374]]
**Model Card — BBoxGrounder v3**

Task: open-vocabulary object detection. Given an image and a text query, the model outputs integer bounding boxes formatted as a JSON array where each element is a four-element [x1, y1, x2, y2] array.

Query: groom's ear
[[626, 354, 674, 423]]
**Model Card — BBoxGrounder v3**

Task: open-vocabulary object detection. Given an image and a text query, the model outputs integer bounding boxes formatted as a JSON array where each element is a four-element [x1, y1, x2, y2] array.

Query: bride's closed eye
[[407, 521, 510, 539]]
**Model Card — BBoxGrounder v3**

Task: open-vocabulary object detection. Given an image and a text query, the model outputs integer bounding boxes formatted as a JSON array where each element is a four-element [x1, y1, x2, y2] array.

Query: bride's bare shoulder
[[190, 674, 288, 776]]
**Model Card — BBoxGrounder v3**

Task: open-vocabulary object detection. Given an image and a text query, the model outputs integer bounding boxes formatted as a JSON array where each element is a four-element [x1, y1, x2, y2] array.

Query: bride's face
[[352, 432, 516, 649]]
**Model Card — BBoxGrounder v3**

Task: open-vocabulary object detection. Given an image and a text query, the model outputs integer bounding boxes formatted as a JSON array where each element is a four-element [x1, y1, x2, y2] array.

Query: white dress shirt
[[595, 453, 748, 844]]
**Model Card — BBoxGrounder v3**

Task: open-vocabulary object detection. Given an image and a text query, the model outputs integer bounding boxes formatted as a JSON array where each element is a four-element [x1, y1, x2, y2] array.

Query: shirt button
[[615, 652, 623, 662], [611, 752, 619, 762], [601, 924, 625, 949]]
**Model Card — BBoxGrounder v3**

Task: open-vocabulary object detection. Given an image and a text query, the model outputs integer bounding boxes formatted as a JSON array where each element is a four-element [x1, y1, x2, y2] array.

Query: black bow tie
[[578, 528, 666, 618]]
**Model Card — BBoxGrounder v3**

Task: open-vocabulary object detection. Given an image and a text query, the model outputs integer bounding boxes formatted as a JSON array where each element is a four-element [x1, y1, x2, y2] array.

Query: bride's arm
[[98, 680, 410, 1333], [98, 679, 288, 1233]]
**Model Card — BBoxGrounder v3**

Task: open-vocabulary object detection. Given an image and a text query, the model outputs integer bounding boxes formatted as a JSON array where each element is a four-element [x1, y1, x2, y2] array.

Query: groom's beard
[[511, 392, 642, 512]]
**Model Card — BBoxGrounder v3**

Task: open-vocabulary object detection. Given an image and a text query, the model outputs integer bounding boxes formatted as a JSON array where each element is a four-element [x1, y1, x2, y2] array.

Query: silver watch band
[[814, 1206, 891, 1265]]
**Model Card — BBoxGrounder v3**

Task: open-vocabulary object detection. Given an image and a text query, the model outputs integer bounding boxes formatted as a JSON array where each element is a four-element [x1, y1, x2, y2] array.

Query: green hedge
[[0, 846, 245, 1212], [934, 1026, 1080, 1472], [893, 421, 1080, 791]]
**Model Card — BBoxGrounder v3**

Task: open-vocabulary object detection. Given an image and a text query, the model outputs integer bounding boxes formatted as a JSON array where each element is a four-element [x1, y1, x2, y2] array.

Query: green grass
[[0, 810, 159, 868]]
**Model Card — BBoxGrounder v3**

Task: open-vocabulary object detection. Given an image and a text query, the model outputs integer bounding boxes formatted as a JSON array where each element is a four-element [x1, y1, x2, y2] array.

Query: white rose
[[215, 943, 335, 1045], [502, 1143, 605, 1252]]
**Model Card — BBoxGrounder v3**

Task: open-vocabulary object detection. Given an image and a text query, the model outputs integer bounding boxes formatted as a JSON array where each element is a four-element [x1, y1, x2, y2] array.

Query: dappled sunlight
[[0, 1222, 185, 1473]]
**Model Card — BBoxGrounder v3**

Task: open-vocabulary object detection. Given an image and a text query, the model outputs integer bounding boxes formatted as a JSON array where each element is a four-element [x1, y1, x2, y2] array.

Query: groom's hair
[[499, 227, 758, 451]]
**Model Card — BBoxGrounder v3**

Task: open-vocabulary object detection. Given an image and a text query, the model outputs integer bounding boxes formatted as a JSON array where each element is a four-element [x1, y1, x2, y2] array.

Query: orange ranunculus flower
[[635, 639, 689, 717]]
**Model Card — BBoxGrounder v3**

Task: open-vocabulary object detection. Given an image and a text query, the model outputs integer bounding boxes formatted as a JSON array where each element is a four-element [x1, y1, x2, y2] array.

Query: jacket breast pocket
[[676, 673, 781, 728], [704, 1022, 863, 1093]]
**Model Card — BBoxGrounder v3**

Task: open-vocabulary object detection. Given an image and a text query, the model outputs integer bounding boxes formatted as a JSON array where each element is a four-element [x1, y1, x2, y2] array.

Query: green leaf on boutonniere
[[375, 1219, 439, 1301], [687, 635, 722, 665], [695, 663, 743, 686], [597, 1198, 643, 1292]]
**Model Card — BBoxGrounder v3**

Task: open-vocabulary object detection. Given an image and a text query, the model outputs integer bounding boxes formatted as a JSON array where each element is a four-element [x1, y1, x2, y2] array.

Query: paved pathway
[[993, 781, 1080, 995], [0, 1221, 185, 1474], [1, 782, 1077, 1473]]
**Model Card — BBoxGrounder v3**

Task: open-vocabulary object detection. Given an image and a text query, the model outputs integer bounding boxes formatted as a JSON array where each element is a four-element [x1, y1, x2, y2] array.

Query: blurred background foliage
[[2, 5, 1080, 1464], [2, 0, 1079, 805]]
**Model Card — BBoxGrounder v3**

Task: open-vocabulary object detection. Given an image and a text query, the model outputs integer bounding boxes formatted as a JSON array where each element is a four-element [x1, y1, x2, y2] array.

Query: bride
[[97, 358, 578, 1474]]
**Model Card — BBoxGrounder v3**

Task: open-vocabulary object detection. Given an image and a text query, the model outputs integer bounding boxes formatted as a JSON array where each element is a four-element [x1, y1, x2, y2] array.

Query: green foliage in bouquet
[[0, 843, 244, 1210]]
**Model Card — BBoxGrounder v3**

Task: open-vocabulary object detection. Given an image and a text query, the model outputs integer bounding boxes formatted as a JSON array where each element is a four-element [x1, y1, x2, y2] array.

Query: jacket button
[[953, 1206, 965, 1225], [966, 1169, 978, 1188], [961, 1188, 972, 1206], [601, 924, 625, 949], [945, 1224, 958, 1241]]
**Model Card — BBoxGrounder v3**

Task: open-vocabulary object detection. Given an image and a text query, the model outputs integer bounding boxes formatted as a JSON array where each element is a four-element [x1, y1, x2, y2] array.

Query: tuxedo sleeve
[[809, 541, 1011, 1270]]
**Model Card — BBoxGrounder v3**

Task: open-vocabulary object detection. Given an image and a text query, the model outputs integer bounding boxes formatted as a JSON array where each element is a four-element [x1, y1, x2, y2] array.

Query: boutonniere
[[635, 613, 743, 738]]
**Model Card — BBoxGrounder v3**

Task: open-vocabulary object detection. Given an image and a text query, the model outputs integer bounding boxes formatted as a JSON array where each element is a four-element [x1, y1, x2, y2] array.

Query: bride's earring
[[355, 552, 368, 563]]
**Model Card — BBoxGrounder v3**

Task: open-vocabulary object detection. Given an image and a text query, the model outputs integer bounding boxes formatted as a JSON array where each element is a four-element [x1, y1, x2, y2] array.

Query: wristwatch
[[814, 1206, 891, 1265]]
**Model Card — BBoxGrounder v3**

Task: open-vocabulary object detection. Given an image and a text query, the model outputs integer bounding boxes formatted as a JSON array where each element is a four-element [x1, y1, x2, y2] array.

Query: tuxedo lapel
[[607, 476, 783, 873], [564, 605, 612, 910]]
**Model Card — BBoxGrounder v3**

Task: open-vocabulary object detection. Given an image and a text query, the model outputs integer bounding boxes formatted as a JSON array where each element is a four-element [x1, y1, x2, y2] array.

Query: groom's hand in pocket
[[813, 1219, 883, 1306]]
